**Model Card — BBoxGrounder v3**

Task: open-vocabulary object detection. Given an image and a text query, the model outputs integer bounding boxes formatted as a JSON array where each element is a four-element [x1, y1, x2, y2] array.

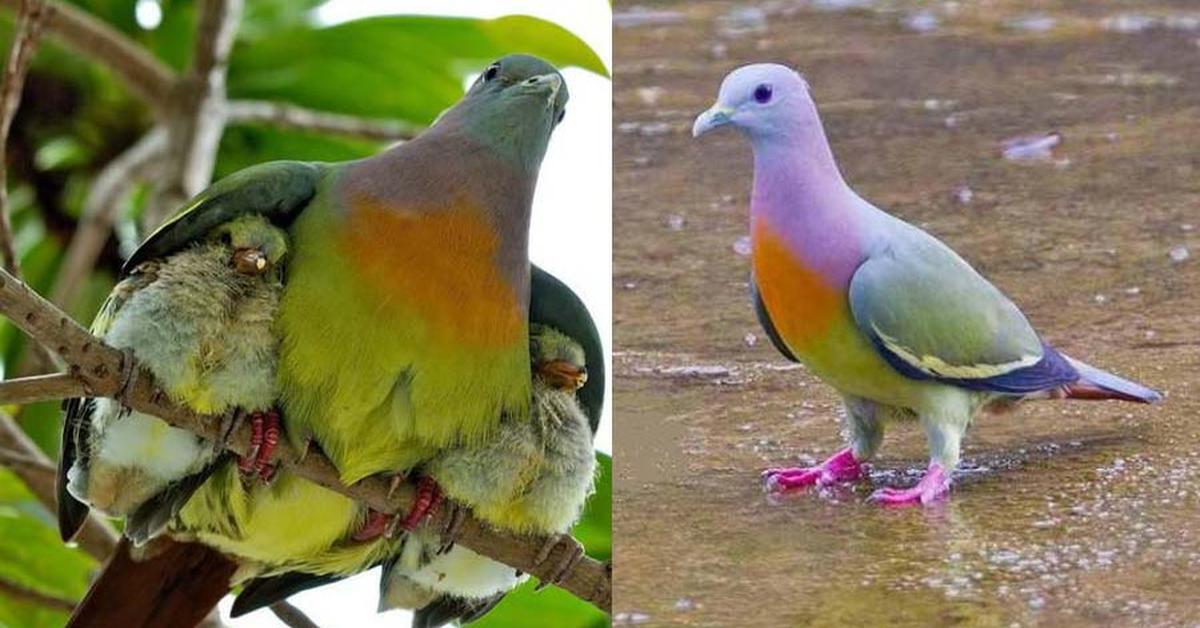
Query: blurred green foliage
[[0, 1, 610, 626]]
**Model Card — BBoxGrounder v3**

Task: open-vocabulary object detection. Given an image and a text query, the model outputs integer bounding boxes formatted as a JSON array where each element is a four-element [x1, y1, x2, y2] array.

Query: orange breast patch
[[340, 196, 523, 349], [752, 222, 845, 352]]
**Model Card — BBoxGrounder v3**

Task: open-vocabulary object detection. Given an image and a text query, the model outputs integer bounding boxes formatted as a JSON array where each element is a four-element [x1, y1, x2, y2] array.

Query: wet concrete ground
[[612, 1, 1200, 626]]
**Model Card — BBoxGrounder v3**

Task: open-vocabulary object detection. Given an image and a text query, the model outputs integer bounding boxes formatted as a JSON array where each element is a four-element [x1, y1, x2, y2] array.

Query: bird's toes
[[533, 533, 585, 591]]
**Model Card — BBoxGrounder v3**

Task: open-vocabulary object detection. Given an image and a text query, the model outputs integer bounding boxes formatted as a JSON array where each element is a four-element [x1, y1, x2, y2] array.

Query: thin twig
[[226, 100, 418, 142], [0, 0, 49, 277], [144, 0, 242, 230], [50, 128, 167, 313], [0, 0, 175, 109], [0, 575, 76, 612], [0, 0, 58, 374], [0, 372, 86, 404], [0, 413, 118, 561], [0, 267, 612, 611], [0, 444, 55, 474], [269, 601, 321, 628]]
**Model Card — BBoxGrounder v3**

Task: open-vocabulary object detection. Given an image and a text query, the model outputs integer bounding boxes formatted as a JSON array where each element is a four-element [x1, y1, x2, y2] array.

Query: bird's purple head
[[692, 64, 816, 143]]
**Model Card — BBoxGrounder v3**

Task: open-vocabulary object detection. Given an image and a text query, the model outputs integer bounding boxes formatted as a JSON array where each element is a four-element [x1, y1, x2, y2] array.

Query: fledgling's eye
[[483, 64, 501, 82], [753, 83, 773, 104]]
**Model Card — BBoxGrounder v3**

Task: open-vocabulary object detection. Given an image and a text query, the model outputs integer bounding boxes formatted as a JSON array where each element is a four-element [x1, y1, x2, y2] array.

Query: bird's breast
[[751, 221, 849, 352], [339, 195, 525, 349]]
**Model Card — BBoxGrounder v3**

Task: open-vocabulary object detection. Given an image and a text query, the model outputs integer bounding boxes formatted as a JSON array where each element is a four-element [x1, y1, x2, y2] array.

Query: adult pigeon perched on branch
[[693, 63, 1161, 506], [59, 54, 582, 627]]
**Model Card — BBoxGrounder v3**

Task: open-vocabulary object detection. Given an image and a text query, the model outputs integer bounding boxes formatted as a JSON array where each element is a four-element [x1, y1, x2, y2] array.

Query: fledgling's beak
[[693, 104, 734, 137]]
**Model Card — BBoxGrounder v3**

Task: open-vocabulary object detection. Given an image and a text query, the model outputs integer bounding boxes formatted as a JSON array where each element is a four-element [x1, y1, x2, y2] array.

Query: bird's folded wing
[[530, 264, 605, 433], [124, 160, 325, 272], [848, 239, 1075, 393]]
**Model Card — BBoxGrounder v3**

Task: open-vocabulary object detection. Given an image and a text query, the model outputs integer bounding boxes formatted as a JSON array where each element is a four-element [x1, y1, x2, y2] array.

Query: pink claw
[[869, 462, 950, 506], [762, 448, 863, 491]]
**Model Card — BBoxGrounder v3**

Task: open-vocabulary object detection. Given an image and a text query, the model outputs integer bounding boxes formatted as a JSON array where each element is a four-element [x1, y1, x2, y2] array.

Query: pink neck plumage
[[748, 103, 862, 285]]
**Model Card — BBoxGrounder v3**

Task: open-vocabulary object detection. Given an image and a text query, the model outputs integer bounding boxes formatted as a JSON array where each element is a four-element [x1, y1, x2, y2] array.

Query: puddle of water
[[614, 0, 1200, 625]]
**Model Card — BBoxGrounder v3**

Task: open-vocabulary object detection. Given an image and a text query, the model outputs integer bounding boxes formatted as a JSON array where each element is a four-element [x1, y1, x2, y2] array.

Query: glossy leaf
[[228, 14, 608, 124]]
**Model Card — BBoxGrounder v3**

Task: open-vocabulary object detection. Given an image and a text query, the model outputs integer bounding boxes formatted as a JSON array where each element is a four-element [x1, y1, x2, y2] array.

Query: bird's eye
[[753, 83, 773, 104], [483, 64, 500, 82], [557, 109, 566, 124]]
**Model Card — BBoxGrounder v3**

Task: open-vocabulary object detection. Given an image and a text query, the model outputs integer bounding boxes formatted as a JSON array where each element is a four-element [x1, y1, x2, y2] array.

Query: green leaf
[[214, 125, 379, 178], [472, 580, 608, 628], [34, 137, 90, 171], [228, 14, 607, 125], [0, 470, 94, 628]]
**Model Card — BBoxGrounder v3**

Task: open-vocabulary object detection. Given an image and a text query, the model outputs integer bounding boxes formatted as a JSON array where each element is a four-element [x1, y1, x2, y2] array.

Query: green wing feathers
[[125, 161, 324, 272], [849, 238, 1043, 381]]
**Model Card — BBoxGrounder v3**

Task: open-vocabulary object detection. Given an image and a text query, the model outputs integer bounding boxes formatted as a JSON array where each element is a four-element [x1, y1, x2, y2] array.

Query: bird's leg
[[235, 408, 282, 482], [536, 359, 588, 391], [354, 475, 445, 541], [762, 396, 882, 491], [437, 502, 468, 555], [533, 534, 585, 592], [389, 476, 443, 535], [115, 348, 141, 407], [870, 407, 964, 506], [762, 447, 864, 490], [869, 461, 951, 506]]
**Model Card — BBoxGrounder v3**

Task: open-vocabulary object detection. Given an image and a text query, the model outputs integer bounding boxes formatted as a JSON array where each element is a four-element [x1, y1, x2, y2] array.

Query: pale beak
[[693, 104, 734, 137], [525, 73, 563, 101]]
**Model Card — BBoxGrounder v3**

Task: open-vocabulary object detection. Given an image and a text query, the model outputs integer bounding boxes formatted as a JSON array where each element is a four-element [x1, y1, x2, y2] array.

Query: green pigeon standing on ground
[[57, 54, 578, 627], [692, 64, 1161, 506]]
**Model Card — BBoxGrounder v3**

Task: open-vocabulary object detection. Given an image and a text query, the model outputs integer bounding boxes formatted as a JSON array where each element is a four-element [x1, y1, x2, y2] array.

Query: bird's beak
[[524, 73, 563, 102], [693, 104, 734, 137]]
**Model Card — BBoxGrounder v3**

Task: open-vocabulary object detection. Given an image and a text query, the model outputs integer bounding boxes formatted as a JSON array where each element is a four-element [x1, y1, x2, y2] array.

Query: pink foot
[[762, 448, 863, 491], [237, 409, 281, 481], [869, 462, 950, 506], [351, 476, 444, 542]]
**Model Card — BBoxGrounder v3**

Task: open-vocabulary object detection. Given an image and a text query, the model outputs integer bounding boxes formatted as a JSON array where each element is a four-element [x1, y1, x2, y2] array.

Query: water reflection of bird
[[694, 63, 1161, 506]]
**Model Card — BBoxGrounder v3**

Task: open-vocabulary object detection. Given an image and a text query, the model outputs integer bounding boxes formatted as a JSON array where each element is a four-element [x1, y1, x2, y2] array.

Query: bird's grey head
[[438, 54, 569, 172], [692, 63, 816, 143]]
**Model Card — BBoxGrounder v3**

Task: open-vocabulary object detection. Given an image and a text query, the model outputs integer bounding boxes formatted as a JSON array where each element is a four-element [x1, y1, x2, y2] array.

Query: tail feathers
[[67, 537, 236, 628], [1063, 357, 1163, 404]]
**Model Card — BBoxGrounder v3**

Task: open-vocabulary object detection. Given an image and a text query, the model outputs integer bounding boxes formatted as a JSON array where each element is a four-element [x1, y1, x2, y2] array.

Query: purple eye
[[753, 83, 773, 104]]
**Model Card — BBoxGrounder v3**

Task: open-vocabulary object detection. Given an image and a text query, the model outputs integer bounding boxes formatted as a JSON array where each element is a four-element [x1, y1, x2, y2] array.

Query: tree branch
[[0, 0, 59, 375], [144, 0, 241, 230], [0, 0, 174, 109], [226, 100, 418, 142], [0, 0, 48, 275], [0, 444, 54, 474], [0, 267, 612, 612], [0, 372, 84, 404], [0, 414, 118, 561], [50, 127, 167, 313], [270, 601, 321, 628], [0, 575, 75, 613]]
